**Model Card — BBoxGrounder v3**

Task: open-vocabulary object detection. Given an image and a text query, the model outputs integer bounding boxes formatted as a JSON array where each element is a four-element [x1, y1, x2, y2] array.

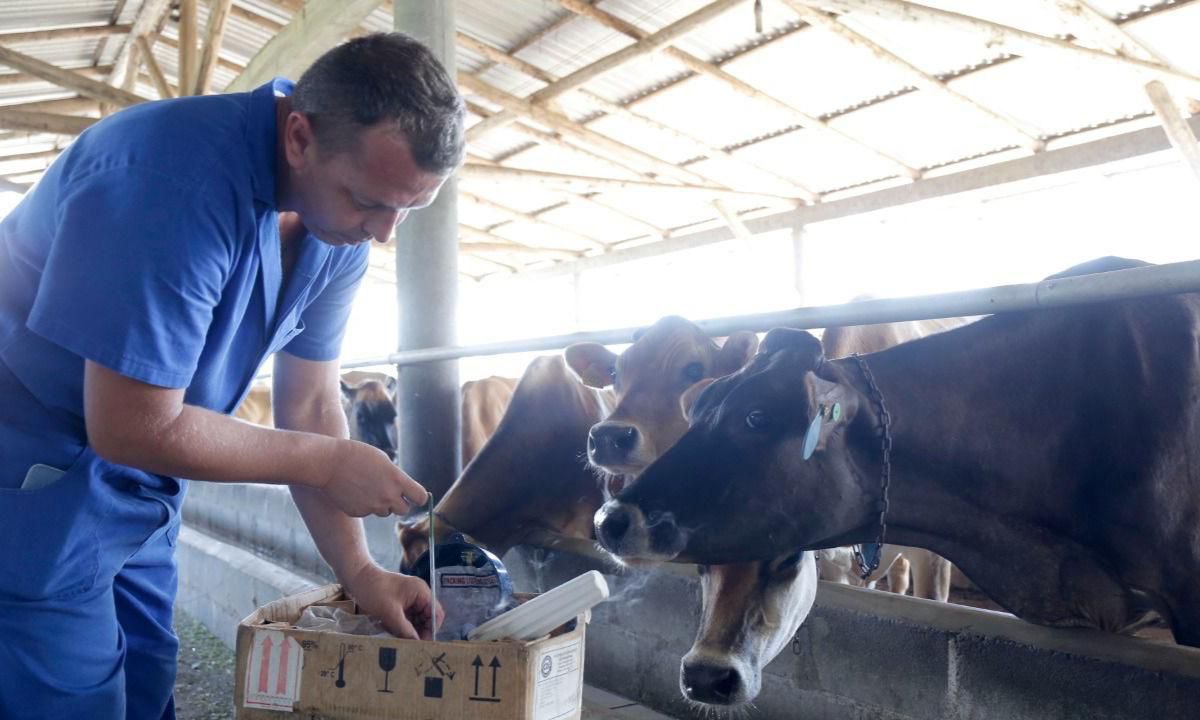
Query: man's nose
[[366, 209, 407, 243]]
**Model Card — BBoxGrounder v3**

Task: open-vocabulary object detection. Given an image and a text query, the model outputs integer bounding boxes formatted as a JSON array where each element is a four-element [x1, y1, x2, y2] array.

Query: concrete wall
[[180, 482, 1200, 720]]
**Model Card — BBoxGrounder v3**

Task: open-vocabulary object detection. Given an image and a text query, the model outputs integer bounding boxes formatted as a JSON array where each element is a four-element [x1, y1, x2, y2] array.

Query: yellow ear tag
[[803, 413, 822, 460]]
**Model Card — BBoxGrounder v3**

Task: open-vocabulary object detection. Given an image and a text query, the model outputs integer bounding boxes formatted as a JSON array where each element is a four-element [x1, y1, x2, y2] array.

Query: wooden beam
[[0, 97, 99, 115], [226, 0, 385, 93], [712, 199, 753, 241], [806, 0, 1200, 96], [460, 190, 608, 251], [0, 45, 143, 107], [532, 0, 746, 105], [461, 162, 800, 204], [465, 148, 667, 243], [229, 4, 286, 33], [195, 0, 236, 95], [137, 36, 174, 99], [460, 240, 579, 260], [557, 0, 921, 179], [0, 148, 62, 165], [457, 32, 820, 202], [0, 177, 30, 193], [0, 109, 97, 136], [0, 24, 133, 44], [780, 1, 1045, 152], [460, 74, 763, 191], [1145, 80, 1200, 183], [179, 0, 198, 96], [1050, 0, 1173, 65], [0, 65, 111, 88], [109, 0, 171, 89], [471, 0, 747, 139], [458, 222, 582, 257], [159, 35, 243, 74]]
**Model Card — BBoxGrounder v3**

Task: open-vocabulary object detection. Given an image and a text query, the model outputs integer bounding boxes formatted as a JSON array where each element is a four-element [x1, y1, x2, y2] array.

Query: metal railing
[[340, 258, 1200, 369]]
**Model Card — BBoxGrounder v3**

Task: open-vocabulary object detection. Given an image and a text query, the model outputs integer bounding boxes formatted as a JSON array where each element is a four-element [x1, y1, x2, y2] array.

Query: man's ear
[[680, 378, 716, 421], [564, 342, 618, 388], [806, 373, 857, 454], [714, 331, 759, 376], [283, 111, 317, 168]]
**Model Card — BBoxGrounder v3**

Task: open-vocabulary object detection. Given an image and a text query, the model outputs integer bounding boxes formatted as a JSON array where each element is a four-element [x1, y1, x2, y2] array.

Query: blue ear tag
[[802, 413, 822, 460]]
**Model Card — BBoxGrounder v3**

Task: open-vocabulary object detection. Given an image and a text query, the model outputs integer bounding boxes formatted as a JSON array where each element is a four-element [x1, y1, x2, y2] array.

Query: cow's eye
[[682, 362, 705, 383], [771, 552, 804, 573], [745, 409, 769, 431]]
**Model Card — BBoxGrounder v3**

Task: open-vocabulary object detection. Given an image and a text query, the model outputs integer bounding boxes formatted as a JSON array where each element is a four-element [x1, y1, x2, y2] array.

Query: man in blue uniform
[[0, 33, 463, 719]]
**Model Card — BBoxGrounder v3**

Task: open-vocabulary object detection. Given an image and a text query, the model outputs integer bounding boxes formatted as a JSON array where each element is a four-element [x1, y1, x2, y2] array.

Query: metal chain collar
[[851, 354, 893, 581]]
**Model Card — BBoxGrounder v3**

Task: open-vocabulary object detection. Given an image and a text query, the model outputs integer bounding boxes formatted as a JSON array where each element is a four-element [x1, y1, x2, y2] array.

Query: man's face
[[285, 116, 448, 247]]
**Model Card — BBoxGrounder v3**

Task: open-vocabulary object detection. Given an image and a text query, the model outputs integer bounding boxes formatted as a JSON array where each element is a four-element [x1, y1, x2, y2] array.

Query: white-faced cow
[[596, 258, 1200, 646]]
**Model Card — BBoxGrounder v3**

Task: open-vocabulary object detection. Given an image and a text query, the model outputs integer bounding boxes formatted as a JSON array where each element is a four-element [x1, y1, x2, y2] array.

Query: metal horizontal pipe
[[340, 259, 1200, 369]]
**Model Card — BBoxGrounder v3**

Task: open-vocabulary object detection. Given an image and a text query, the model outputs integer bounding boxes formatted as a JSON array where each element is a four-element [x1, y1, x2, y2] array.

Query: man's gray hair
[[293, 32, 465, 174]]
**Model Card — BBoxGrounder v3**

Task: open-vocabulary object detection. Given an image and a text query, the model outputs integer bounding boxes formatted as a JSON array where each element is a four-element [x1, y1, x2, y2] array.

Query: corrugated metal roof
[[0, 0, 1196, 279]]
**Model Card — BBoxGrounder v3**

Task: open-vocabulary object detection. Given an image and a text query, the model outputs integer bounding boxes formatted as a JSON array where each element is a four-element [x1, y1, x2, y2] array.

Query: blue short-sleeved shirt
[[0, 78, 369, 476]]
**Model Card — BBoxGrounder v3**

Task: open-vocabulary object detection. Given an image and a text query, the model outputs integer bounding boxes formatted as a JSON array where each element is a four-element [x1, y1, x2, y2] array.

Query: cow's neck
[[828, 317, 1043, 556]]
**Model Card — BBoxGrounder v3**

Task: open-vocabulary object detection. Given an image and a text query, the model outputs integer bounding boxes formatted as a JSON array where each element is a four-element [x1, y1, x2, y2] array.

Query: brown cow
[[399, 355, 613, 568], [597, 258, 1200, 645], [461, 375, 518, 465]]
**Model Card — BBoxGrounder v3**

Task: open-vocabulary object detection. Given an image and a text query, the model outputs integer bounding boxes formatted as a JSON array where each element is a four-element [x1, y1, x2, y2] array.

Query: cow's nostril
[[615, 426, 638, 451], [681, 662, 741, 705], [598, 506, 632, 551]]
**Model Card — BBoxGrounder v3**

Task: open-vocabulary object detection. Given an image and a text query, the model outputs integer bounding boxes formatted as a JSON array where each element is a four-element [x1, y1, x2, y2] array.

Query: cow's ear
[[340, 379, 356, 400], [804, 374, 856, 457], [714, 331, 759, 376], [680, 378, 716, 421], [384, 375, 397, 395], [564, 342, 618, 388]]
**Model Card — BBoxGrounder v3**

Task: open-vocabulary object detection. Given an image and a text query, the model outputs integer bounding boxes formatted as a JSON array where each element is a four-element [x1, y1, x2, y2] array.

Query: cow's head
[[682, 552, 816, 705], [566, 316, 757, 478], [595, 328, 877, 565], [341, 378, 398, 461], [573, 318, 821, 707], [398, 355, 610, 571]]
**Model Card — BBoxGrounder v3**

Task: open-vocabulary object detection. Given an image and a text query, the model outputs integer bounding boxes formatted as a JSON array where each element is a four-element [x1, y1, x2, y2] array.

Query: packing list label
[[533, 637, 583, 720], [244, 629, 304, 711]]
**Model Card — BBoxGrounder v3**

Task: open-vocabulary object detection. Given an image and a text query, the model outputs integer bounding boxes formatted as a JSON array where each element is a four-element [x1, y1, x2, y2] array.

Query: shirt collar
[[247, 77, 294, 207]]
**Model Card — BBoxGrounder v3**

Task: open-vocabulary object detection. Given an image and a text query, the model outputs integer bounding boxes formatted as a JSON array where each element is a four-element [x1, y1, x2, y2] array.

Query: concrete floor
[[173, 607, 671, 719]]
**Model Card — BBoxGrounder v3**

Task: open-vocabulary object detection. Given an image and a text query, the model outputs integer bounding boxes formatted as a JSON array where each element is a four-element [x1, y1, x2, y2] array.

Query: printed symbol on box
[[378, 647, 397, 693], [416, 652, 455, 699], [470, 655, 502, 703], [540, 655, 553, 678], [244, 630, 303, 711], [319, 643, 357, 689]]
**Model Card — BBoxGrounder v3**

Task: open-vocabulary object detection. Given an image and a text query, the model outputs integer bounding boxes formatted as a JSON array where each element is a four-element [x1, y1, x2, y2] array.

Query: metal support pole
[[394, 0, 461, 498], [791, 224, 808, 306]]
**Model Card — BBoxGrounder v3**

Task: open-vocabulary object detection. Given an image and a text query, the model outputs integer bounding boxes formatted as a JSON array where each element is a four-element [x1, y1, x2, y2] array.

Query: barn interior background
[[2, 2, 1199, 718]]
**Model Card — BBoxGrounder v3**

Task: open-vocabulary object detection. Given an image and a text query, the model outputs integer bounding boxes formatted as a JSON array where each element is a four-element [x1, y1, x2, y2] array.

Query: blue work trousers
[[0, 365, 185, 719]]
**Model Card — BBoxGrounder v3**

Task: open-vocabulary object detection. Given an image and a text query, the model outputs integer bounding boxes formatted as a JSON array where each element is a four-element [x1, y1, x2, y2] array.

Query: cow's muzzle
[[594, 500, 685, 561]]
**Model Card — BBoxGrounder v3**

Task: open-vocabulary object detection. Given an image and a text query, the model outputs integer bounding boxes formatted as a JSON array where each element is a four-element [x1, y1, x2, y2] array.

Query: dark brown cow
[[820, 315, 971, 602], [596, 258, 1200, 645]]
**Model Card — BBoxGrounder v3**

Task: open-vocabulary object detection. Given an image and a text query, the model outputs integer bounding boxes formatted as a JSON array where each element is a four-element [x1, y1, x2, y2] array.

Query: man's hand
[[314, 440, 429, 517], [344, 563, 443, 639]]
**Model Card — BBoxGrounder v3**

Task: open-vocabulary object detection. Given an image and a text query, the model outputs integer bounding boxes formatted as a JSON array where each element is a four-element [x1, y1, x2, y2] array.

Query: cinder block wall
[[181, 482, 1200, 720]]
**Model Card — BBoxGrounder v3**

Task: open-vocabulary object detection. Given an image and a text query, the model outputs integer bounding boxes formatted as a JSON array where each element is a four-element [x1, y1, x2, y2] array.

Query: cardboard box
[[234, 584, 586, 720]]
